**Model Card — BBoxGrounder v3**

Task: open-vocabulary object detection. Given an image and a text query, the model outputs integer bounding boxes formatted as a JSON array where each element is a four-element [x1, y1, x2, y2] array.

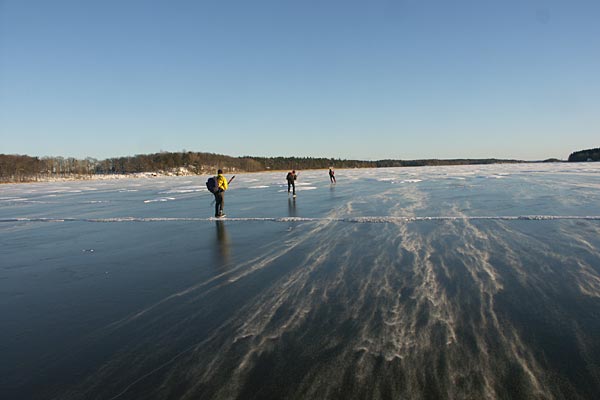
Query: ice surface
[[1, 163, 600, 399]]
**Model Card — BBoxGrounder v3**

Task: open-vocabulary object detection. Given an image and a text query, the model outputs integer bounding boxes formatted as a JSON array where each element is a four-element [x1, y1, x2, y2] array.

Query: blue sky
[[1, 0, 598, 161]]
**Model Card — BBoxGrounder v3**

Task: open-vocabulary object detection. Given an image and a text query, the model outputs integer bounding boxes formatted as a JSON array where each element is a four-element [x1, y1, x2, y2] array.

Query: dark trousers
[[287, 180, 295, 195], [214, 191, 224, 216]]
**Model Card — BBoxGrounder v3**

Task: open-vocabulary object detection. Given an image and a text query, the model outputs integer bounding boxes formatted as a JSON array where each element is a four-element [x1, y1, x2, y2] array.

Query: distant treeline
[[0, 154, 97, 183], [568, 147, 600, 162], [1, 151, 523, 183]]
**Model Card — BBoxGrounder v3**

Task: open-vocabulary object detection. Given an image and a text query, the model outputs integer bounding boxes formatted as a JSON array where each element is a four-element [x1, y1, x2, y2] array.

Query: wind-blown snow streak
[[55, 181, 600, 400], [5, 166, 595, 399]]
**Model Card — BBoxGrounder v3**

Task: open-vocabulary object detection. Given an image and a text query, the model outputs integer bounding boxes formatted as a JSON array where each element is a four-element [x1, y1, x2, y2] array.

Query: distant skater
[[213, 169, 229, 217], [286, 170, 298, 196], [329, 168, 336, 183]]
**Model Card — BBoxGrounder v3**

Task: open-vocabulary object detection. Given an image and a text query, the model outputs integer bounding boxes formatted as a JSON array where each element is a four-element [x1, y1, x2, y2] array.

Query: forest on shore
[[0, 149, 571, 183], [568, 147, 600, 162]]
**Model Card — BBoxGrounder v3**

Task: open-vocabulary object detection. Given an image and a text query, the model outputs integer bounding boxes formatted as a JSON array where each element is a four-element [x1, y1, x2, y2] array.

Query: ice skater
[[213, 169, 229, 217], [286, 170, 298, 196], [329, 168, 336, 183]]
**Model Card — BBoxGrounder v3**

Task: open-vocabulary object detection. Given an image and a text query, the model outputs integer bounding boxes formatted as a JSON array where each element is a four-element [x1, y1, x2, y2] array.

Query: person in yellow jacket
[[214, 169, 228, 217]]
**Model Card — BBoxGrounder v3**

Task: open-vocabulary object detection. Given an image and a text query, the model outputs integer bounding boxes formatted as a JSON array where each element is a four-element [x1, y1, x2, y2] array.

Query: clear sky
[[1, 0, 598, 161]]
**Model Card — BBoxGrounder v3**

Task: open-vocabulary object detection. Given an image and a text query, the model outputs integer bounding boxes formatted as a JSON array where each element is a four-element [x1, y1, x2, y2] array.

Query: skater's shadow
[[288, 197, 297, 217], [214, 220, 230, 266]]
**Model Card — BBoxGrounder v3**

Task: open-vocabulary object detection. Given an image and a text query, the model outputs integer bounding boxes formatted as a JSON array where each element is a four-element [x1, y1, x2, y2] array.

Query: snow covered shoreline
[[1, 173, 159, 184], [3, 162, 598, 185], [0, 169, 208, 184]]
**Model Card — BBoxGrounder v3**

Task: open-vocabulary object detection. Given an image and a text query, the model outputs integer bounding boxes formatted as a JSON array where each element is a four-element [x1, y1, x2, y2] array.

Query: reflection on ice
[[214, 220, 231, 266]]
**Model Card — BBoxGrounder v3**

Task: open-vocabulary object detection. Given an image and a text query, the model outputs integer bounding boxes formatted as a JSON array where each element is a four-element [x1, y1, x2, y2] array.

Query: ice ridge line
[[2, 216, 600, 223]]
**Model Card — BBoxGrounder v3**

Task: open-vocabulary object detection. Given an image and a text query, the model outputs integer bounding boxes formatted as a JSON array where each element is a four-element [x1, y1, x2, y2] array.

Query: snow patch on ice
[[160, 189, 200, 194], [143, 197, 176, 203]]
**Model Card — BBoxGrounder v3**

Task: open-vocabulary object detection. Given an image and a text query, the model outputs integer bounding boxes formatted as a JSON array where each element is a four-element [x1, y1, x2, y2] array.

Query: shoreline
[[0, 161, 575, 185]]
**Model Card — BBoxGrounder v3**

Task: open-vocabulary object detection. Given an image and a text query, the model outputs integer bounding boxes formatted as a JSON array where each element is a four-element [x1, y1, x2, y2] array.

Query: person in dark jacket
[[286, 170, 297, 196], [329, 168, 336, 183]]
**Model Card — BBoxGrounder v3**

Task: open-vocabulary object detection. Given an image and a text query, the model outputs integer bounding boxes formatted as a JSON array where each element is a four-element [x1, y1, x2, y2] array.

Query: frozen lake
[[2, 163, 600, 399]]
